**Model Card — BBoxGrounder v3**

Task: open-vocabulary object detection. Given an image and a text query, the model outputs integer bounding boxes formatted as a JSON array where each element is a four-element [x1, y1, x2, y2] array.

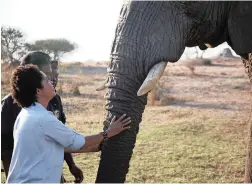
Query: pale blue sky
[[1, 0, 124, 61], [1, 0, 238, 62]]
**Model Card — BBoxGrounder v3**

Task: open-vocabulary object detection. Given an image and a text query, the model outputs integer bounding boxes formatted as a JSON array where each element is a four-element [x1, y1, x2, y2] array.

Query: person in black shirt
[[1, 52, 85, 183]]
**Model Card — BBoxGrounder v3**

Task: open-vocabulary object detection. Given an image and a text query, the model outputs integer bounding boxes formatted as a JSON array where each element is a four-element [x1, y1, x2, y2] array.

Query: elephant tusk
[[137, 61, 168, 96], [96, 78, 108, 91], [205, 43, 212, 48]]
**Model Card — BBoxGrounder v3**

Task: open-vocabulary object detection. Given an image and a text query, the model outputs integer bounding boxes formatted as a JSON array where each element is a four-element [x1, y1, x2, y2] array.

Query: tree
[[1, 26, 27, 63], [26, 39, 77, 60]]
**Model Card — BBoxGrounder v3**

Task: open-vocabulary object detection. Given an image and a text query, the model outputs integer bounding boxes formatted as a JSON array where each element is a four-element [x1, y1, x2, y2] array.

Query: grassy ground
[[1, 59, 251, 183], [61, 112, 249, 183]]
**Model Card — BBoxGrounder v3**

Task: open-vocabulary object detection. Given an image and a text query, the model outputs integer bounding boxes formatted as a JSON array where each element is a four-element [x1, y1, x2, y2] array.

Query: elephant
[[95, 1, 252, 183]]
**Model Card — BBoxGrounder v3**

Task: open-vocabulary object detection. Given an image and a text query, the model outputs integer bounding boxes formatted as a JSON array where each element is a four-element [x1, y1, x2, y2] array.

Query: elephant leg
[[244, 53, 252, 183]]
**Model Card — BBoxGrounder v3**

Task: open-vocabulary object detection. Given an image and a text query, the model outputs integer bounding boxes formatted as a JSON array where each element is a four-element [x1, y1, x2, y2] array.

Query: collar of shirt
[[25, 102, 48, 112]]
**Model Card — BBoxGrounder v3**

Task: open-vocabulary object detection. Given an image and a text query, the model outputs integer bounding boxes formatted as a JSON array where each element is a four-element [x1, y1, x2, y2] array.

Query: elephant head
[[95, 1, 252, 183]]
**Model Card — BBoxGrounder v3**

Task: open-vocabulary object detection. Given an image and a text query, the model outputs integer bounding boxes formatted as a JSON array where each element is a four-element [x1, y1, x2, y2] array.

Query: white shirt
[[6, 102, 85, 183]]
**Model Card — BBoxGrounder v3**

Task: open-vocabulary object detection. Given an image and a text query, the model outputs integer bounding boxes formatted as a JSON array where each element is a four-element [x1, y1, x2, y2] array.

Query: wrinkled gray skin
[[96, 1, 252, 183]]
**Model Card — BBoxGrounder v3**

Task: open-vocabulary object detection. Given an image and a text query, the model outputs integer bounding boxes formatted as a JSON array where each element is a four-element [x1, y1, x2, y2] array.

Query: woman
[[1, 51, 84, 183], [7, 64, 131, 183]]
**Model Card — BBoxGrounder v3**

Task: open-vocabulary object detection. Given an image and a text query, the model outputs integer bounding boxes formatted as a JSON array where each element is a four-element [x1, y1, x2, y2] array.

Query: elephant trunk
[[95, 56, 147, 183]]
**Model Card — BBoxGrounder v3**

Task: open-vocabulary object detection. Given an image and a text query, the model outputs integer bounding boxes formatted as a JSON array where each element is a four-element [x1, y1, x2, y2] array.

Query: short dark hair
[[51, 60, 58, 64], [20, 51, 51, 69], [11, 64, 43, 108]]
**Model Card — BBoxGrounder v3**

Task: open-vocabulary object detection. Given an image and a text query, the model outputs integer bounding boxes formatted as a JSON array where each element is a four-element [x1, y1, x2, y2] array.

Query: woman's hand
[[107, 114, 131, 137]]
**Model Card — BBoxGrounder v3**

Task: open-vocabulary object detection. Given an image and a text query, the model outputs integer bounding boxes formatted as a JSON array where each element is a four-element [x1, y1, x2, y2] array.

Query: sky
[[1, 0, 239, 62]]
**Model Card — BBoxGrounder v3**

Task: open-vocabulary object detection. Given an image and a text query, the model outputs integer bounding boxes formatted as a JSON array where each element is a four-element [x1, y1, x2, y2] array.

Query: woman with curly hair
[[6, 64, 131, 183]]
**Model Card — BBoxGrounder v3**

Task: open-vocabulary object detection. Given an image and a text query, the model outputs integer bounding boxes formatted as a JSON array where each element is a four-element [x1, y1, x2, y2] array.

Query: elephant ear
[[228, 2, 252, 54]]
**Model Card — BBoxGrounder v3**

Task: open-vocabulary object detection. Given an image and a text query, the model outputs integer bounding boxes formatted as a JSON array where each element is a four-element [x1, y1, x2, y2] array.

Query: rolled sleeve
[[42, 113, 85, 150], [68, 133, 85, 150]]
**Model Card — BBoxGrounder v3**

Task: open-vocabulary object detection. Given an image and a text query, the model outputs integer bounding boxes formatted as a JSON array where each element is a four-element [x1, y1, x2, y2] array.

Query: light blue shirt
[[6, 102, 85, 183]]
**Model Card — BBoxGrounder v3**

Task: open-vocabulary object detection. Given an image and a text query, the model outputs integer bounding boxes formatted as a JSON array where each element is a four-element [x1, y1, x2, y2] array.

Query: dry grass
[[148, 85, 164, 105], [71, 83, 81, 96], [181, 59, 213, 75], [1, 59, 252, 183], [56, 81, 64, 95]]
